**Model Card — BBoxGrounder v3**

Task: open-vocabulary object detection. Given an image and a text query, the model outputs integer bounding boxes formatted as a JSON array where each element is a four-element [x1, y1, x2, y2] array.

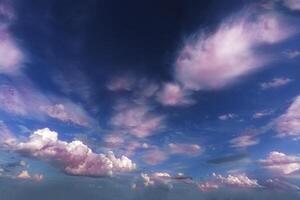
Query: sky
[[0, 0, 300, 199]]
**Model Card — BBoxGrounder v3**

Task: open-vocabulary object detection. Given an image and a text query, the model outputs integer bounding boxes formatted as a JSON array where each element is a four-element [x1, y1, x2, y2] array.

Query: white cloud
[[259, 151, 300, 175], [230, 135, 259, 148], [218, 113, 237, 121], [175, 11, 296, 91], [275, 96, 300, 138], [9, 128, 136, 176]]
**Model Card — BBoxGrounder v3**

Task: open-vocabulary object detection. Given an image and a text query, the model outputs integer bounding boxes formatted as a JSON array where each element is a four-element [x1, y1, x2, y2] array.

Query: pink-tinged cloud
[[259, 151, 300, 175], [0, 0, 15, 22], [143, 149, 168, 165], [0, 121, 16, 147], [281, 0, 300, 10], [275, 96, 300, 138], [107, 75, 135, 91], [260, 78, 293, 90], [168, 143, 201, 156], [110, 102, 164, 138], [230, 135, 259, 148], [0, 85, 27, 115], [175, 11, 296, 91], [0, 82, 95, 127], [9, 128, 136, 176], [156, 83, 194, 106], [39, 101, 94, 127], [0, 30, 24, 75]]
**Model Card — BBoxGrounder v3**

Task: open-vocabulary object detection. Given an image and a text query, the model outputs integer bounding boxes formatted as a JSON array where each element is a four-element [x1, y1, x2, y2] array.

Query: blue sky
[[0, 0, 300, 199]]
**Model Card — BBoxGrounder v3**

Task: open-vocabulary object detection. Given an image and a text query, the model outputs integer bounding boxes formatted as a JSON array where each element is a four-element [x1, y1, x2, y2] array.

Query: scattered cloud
[[110, 101, 164, 138], [218, 113, 237, 121], [281, 0, 300, 11], [107, 75, 135, 92], [230, 135, 260, 148], [168, 143, 201, 156], [260, 78, 293, 90], [5, 128, 136, 176], [175, 11, 296, 91], [156, 83, 194, 106], [142, 149, 168, 165], [253, 110, 273, 119], [259, 151, 300, 175], [275, 96, 300, 138], [17, 170, 31, 179]]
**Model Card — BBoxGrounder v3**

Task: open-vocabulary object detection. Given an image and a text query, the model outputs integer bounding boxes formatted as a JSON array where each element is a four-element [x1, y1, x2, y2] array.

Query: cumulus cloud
[[260, 78, 293, 90], [230, 135, 259, 148], [7, 128, 136, 176], [259, 151, 300, 175], [156, 83, 194, 106], [168, 143, 201, 156], [110, 102, 164, 138], [198, 173, 261, 191], [275, 96, 300, 138], [214, 173, 261, 188], [175, 11, 296, 91], [17, 170, 31, 179]]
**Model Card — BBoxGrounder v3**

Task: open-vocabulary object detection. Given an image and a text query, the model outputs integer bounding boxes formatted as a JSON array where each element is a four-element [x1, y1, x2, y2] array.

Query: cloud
[[218, 113, 237, 121], [259, 151, 300, 175], [168, 143, 201, 156], [7, 128, 136, 176], [0, 82, 95, 127], [107, 75, 135, 91], [253, 110, 273, 119], [142, 149, 168, 165], [156, 83, 194, 106], [230, 135, 260, 148], [260, 78, 293, 90], [198, 173, 261, 191], [265, 178, 300, 191], [17, 170, 31, 179], [0, 1, 24, 75], [275, 96, 300, 138], [175, 11, 296, 91], [213, 173, 261, 188], [110, 102, 164, 138], [284, 50, 300, 58], [281, 0, 300, 10]]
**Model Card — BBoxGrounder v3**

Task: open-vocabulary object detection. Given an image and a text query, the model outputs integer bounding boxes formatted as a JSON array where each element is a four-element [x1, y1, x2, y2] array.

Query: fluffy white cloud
[[213, 173, 261, 188], [260, 78, 293, 90], [259, 151, 300, 175], [218, 113, 237, 121], [175, 11, 296, 91], [11, 128, 136, 176], [275, 96, 300, 138]]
